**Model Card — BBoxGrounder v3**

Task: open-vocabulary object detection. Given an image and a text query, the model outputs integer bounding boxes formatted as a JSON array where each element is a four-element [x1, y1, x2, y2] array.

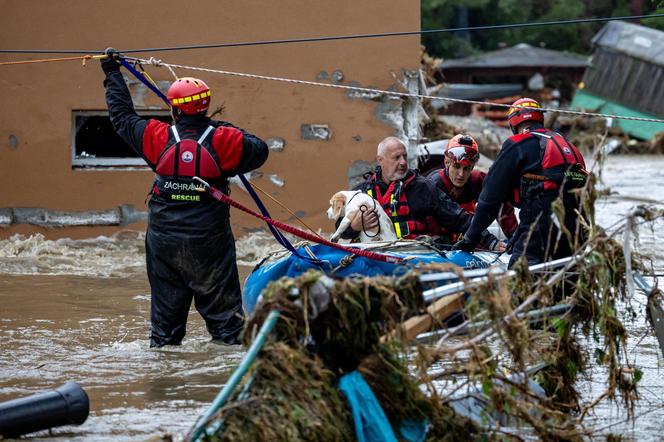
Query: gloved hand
[[452, 237, 477, 252], [478, 230, 501, 252], [100, 47, 121, 74]]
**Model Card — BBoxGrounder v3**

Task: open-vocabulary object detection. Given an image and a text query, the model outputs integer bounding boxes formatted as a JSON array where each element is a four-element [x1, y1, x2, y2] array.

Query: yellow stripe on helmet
[[171, 92, 210, 106], [508, 101, 541, 116]]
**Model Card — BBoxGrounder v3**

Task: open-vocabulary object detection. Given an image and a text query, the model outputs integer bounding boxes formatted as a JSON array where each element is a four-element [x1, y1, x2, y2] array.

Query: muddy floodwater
[[1, 155, 663, 441]]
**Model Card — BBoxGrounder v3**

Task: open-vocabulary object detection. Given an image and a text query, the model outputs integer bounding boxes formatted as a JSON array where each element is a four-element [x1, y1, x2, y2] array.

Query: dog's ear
[[331, 193, 347, 219]]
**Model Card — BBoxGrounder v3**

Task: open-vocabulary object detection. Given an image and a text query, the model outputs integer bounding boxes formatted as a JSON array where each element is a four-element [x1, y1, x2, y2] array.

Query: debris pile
[[555, 115, 664, 154], [419, 41, 663, 157], [201, 272, 478, 441], [200, 176, 657, 441]]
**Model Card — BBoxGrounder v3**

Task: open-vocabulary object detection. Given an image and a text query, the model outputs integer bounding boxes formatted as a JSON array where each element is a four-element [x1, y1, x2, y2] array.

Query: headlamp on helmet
[[445, 134, 479, 167]]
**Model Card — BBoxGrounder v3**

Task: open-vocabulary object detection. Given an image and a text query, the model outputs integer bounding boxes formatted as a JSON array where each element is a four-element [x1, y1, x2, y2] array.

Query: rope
[[144, 57, 178, 79], [1, 13, 663, 55], [0, 55, 96, 66], [7, 50, 663, 125], [132, 56, 664, 124], [193, 177, 406, 264], [249, 181, 323, 238], [237, 171, 323, 264], [116, 56, 324, 265], [119, 59, 170, 106]]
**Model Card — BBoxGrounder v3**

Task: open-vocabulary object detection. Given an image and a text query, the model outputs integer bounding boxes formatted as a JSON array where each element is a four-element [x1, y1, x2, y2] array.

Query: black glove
[[100, 47, 121, 74], [452, 237, 477, 252], [479, 231, 500, 251]]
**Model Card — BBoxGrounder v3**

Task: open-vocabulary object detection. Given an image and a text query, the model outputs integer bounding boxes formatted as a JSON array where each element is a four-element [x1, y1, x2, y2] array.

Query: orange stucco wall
[[0, 0, 420, 238]]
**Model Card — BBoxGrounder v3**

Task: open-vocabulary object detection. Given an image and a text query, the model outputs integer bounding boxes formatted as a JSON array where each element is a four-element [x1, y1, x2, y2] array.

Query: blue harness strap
[[119, 59, 170, 104], [237, 173, 323, 265], [118, 57, 323, 265]]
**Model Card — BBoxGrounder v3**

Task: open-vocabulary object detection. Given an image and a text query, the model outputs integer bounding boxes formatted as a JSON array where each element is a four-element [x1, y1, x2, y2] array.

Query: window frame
[[71, 109, 171, 169]]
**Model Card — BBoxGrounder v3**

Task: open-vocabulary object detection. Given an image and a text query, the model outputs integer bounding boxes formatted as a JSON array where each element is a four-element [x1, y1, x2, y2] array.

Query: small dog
[[327, 191, 397, 243]]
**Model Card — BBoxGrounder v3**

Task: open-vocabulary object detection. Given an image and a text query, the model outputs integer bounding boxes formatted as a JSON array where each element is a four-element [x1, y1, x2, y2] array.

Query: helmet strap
[[520, 122, 535, 134], [509, 123, 518, 135], [171, 106, 183, 122]]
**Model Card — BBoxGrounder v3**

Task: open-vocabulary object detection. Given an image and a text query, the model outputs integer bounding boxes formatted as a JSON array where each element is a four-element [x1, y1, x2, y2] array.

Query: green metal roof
[[571, 89, 664, 141]]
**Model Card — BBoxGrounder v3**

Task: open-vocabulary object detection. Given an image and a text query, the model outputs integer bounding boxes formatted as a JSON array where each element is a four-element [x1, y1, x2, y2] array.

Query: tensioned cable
[[1, 13, 663, 55], [132, 56, 664, 124]]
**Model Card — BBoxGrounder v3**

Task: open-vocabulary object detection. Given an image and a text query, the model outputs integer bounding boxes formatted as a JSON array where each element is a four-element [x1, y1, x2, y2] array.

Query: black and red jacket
[[103, 70, 268, 233], [464, 124, 586, 244], [343, 168, 501, 247], [364, 172, 440, 239], [429, 169, 518, 238], [356, 169, 472, 239]]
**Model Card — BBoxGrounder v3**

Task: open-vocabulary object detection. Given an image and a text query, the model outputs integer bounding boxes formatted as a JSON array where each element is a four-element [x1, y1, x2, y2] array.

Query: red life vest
[[435, 168, 518, 238], [434, 169, 485, 242], [514, 128, 587, 205], [366, 174, 440, 239], [156, 126, 222, 179], [436, 169, 484, 213], [153, 126, 223, 202]]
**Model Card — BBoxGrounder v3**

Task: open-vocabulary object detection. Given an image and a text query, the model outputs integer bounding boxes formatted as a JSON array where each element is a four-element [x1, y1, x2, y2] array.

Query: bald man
[[341, 137, 502, 250]]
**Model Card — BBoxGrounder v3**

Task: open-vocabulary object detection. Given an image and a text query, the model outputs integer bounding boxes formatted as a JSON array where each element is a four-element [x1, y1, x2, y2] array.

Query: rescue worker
[[342, 136, 503, 250], [454, 98, 588, 267], [100, 49, 268, 347], [428, 134, 518, 241]]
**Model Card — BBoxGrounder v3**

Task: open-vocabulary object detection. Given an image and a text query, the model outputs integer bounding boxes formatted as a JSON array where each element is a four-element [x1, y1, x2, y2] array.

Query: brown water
[[1, 155, 663, 440], [0, 272, 249, 441]]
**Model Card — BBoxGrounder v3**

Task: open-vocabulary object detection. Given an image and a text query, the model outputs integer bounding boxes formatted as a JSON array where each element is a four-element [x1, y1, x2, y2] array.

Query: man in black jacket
[[342, 137, 501, 250], [101, 50, 268, 347], [455, 98, 587, 267]]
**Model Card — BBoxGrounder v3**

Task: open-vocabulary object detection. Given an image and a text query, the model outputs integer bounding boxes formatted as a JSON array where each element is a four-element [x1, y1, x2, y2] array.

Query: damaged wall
[[0, 0, 421, 238]]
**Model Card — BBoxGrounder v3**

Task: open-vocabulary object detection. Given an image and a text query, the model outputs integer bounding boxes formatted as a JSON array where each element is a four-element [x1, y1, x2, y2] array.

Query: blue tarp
[[242, 244, 487, 314], [339, 371, 399, 442], [339, 371, 429, 442]]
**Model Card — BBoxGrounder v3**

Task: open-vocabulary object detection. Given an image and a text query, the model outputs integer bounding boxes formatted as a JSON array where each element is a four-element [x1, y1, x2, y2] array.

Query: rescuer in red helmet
[[428, 134, 517, 246], [453, 98, 588, 267], [506, 97, 545, 134], [101, 49, 268, 347], [167, 77, 212, 117]]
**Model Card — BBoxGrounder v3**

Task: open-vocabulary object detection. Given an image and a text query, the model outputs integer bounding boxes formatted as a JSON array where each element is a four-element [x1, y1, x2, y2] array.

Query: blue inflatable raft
[[242, 241, 494, 314]]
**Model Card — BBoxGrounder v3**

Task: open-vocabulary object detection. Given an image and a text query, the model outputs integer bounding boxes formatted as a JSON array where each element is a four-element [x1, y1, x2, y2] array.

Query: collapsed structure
[[572, 21, 664, 140]]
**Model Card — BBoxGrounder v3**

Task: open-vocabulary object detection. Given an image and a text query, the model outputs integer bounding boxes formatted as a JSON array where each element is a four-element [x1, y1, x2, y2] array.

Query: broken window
[[72, 110, 171, 168]]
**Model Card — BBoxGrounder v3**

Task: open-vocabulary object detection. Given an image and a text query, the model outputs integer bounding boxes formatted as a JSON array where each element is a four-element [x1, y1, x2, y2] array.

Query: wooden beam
[[385, 292, 465, 343]]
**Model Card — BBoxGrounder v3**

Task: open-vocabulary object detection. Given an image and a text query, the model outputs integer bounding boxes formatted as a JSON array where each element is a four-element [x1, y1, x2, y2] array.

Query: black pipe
[[0, 381, 89, 438]]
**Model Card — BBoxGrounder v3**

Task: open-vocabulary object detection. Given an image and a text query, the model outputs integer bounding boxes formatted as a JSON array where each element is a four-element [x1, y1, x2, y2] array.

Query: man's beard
[[392, 169, 407, 181]]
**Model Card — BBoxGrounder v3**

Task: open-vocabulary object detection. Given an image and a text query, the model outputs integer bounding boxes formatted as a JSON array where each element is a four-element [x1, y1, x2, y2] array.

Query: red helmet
[[166, 77, 212, 115], [507, 98, 544, 133], [445, 134, 479, 167]]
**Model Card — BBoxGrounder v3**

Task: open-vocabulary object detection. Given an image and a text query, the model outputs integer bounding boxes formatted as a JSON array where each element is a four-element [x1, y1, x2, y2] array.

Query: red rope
[[202, 183, 405, 264]]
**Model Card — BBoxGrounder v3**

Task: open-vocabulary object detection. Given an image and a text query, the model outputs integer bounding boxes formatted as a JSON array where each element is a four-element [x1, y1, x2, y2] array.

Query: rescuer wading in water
[[100, 49, 268, 347]]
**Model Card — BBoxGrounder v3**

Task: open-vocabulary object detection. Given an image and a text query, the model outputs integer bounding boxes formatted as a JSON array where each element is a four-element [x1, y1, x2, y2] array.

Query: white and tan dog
[[327, 191, 397, 243]]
